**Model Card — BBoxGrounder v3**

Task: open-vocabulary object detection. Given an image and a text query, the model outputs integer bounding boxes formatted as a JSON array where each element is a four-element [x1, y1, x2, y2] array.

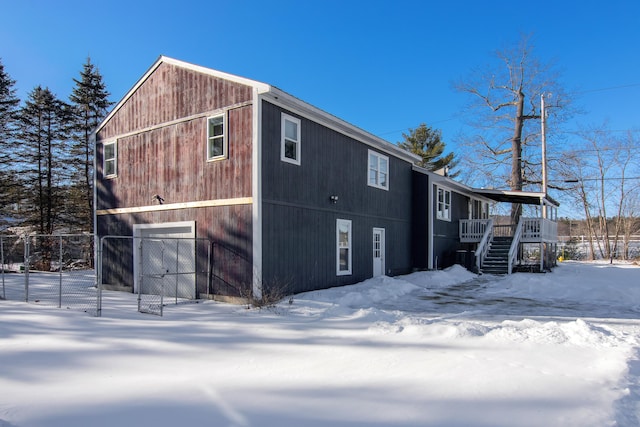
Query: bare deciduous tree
[[559, 125, 640, 260], [455, 35, 574, 223]]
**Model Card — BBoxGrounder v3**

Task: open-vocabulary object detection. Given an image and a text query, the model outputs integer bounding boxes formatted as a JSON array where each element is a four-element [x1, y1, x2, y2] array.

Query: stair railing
[[507, 217, 524, 274], [474, 218, 494, 272]]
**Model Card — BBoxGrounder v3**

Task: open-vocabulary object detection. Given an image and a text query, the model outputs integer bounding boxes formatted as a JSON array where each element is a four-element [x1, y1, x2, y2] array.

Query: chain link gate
[[98, 235, 211, 316]]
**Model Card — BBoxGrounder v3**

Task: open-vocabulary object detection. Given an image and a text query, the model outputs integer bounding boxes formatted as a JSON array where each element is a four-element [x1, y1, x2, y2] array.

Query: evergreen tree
[[16, 86, 71, 237], [68, 57, 112, 233], [0, 59, 21, 225], [398, 123, 458, 175]]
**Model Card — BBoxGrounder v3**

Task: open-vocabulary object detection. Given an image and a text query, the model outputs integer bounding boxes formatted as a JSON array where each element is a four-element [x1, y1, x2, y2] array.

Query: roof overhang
[[472, 189, 559, 207], [92, 56, 420, 165], [92, 56, 272, 137], [413, 166, 494, 203], [261, 88, 420, 164]]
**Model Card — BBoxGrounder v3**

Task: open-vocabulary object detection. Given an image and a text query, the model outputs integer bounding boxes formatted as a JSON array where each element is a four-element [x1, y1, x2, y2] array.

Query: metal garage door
[[133, 222, 196, 301]]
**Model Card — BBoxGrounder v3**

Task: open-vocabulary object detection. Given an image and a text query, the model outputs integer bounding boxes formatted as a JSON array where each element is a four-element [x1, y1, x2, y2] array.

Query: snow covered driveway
[[1, 261, 640, 426]]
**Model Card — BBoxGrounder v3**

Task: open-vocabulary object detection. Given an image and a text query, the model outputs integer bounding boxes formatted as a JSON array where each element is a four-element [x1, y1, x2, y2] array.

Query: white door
[[133, 221, 196, 299], [373, 228, 385, 277]]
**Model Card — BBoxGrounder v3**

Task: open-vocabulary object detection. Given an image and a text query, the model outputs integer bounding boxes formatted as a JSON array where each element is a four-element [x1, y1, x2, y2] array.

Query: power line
[[570, 83, 640, 95], [375, 83, 640, 138], [553, 176, 640, 183]]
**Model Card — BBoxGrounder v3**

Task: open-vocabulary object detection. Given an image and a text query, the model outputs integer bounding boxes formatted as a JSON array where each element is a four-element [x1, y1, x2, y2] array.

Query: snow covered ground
[[1, 261, 640, 427]]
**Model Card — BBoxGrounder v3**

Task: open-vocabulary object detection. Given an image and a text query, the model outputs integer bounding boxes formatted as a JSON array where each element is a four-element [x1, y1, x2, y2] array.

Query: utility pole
[[541, 93, 548, 195], [541, 93, 549, 219]]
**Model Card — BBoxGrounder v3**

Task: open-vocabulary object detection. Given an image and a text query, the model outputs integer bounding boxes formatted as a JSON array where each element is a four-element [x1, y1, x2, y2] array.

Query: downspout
[[251, 88, 263, 299], [91, 132, 98, 280], [540, 198, 544, 271], [427, 178, 434, 270]]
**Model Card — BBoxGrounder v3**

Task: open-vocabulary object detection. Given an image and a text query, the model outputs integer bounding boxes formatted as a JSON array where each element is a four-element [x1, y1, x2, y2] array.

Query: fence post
[[58, 235, 63, 308], [1, 236, 5, 300], [175, 239, 179, 305], [160, 282, 164, 317], [24, 236, 29, 302], [97, 236, 103, 317], [137, 238, 143, 313], [206, 241, 212, 300]]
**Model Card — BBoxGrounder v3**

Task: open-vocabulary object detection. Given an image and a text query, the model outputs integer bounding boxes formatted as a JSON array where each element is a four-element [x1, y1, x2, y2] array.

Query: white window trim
[[336, 219, 352, 276], [281, 113, 301, 165], [436, 186, 451, 222], [103, 140, 117, 178], [207, 113, 227, 161], [367, 150, 389, 190]]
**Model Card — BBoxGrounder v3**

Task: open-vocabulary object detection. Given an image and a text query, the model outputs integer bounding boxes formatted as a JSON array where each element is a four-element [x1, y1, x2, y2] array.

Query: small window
[[336, 219, 352, 275], [103, 140, 117, 178], [281, 113, 301, 165], [207, 114, 226, 160], [368, 150, 389, 190], [437, 187, 451, 221]]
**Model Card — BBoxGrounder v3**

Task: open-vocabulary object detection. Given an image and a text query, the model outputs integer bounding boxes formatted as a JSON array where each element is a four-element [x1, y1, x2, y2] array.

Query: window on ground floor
[[336, 219, 352, 275]]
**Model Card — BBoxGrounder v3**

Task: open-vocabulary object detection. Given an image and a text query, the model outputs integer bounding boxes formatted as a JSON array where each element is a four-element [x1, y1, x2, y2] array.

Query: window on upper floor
[[103, 140, 117, 178], [437, 187, 451, 221], [368, 150, 389, 190], [281, 113, 301, 165], [207, 114, 227, 161]]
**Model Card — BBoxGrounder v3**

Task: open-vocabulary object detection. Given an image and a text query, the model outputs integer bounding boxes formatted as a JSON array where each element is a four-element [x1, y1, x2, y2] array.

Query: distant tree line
[[0, 57, 112, 236], [557, 126, 640, 261]]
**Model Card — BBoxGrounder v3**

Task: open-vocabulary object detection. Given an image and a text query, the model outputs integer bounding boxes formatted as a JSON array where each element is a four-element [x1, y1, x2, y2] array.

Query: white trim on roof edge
[[413, 165, 494, 204], [93, 56, 418, 165], [263, 89, 419, 164], [93, 56, 271, 136]]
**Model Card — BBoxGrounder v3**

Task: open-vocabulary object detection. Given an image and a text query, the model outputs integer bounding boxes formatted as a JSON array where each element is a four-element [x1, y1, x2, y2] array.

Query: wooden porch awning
[[472, 189, 559, 207]]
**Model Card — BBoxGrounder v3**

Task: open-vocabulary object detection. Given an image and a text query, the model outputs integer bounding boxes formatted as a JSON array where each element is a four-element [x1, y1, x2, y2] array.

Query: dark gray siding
[[411, 171, 429, 269], [261, 101, 413, 294], [433, 188, 469, 269]]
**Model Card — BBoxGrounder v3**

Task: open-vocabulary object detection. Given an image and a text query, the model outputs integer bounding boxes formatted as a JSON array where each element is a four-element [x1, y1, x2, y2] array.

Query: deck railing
[[473, 219, 494, 272], [520, 217, 558, 243], [508, 218, 524, 275], [460, 218, 557, 243], [459, 219, 491, 242]]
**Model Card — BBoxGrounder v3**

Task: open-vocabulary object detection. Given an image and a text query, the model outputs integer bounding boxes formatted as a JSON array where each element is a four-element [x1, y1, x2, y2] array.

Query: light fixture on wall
[[329, 195, 339, 204]]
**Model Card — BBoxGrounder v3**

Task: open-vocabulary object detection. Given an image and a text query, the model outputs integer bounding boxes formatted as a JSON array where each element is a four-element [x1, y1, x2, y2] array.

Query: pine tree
[[398, 123, 458, 175], [0, 58, 21, 225], [16, 86, 70, 237], [68, 57, 112, 233]]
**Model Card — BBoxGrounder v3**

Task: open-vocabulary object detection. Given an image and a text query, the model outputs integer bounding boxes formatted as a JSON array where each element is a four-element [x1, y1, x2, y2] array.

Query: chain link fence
[[0, 234, 100, 316], [2, 233, 231, 317]]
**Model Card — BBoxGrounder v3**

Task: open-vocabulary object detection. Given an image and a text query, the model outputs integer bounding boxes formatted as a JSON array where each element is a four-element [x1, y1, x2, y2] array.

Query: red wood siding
[[96, 104, 253, 209], [98, 63, 254, 139], [95, 61, 256, 298]]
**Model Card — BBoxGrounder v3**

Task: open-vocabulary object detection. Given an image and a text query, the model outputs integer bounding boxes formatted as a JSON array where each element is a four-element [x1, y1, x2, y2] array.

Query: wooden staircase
[[481, 236, 512, 275]]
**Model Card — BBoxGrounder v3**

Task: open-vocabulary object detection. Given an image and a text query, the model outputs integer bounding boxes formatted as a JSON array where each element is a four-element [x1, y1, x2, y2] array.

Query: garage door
[[133, 221, 196, 300]]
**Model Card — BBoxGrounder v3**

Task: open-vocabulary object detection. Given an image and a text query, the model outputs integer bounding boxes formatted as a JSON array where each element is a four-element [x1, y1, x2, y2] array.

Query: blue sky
[[3, 0, 639, 152]]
